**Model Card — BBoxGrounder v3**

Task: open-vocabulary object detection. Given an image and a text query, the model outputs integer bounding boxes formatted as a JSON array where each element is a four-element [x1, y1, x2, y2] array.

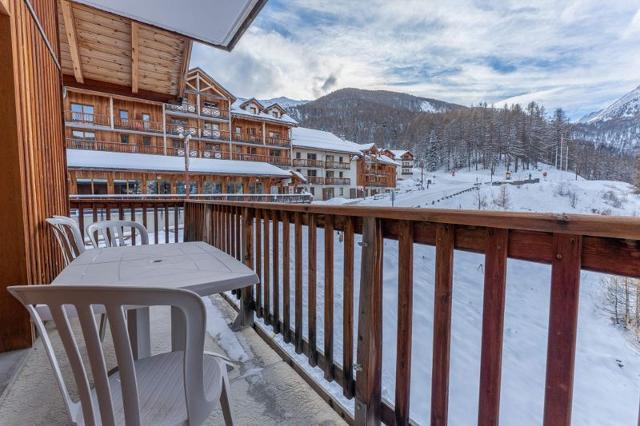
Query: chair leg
[[98, 314, 107, 342], [220, 370, 233, 426]]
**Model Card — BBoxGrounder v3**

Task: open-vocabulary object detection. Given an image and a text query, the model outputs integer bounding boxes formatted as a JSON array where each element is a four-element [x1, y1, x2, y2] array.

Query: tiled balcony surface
[[0, 295, 346, 425]]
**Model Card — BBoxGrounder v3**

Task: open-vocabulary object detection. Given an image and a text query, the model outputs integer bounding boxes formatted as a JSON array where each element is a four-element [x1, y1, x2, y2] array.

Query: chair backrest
[[8, 285, 211, 426], [86, 220, 149, 248], [46, 216, 86, 265]]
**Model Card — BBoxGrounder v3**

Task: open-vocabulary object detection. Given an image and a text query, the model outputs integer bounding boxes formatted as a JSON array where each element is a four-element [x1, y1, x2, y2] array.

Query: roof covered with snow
[[374, 154, 401, 166], [66, 150, 292, 178], [291, 127, 363, 155], [231, 99, 298, 126], [387, 149, 412, 159]]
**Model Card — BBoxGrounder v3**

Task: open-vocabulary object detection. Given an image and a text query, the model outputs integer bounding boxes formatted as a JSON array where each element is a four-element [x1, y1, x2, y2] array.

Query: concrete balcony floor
[[0, 295, 346, 425]]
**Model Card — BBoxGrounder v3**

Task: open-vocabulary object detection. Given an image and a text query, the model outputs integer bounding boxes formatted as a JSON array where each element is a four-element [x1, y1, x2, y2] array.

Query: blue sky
[[192, 0, 640, 120]]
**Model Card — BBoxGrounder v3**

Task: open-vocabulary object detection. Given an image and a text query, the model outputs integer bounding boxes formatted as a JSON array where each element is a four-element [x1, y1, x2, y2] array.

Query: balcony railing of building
[[265, 136, 291, 147], [200, 105, 230, 120], [167, 123, 198, 136], [307, 176, 325, 185], [293, 159, 325, 168], [365, 175, 392, 186], [64, 111, 111, 127], [233, 152, 291, 166], [324, 177, 350, 185], [201, 128, 230, 141], [181, 200, 640, 425], [113, 118, 164, 133], [165, 102, 197, 114], [325, 161, 351, 170], [66, 138, 167, 155], [233, 132, 264, 145]]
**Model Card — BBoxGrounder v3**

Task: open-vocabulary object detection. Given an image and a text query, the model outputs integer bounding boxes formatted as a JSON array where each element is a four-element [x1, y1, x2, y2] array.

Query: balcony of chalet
[[4, 198, 640, 425]]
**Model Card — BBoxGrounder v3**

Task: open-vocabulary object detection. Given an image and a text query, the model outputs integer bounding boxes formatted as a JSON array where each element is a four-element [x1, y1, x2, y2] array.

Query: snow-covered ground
[[219, 165, 638, 425]]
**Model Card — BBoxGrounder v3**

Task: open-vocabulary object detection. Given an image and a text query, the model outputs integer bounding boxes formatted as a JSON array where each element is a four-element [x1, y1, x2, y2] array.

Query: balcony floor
[[0, 295, 346, 425]]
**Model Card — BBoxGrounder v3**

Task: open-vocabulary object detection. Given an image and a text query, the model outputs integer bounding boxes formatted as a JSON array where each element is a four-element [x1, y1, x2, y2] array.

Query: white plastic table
[[53, 241, 258, 359]]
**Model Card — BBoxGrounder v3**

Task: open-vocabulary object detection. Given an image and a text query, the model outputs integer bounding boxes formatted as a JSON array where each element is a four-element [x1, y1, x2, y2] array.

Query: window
[[120, 134, 129, 144], [249, 128, 257, 136], [250, 106, 257, 114], [271, 110, 280, 118], [339, 156, 344, 163], [270, 150, 280, 157], [295, 152, 302, 159], [339, 171, 344, 178], [119, 110, 129, 121], [142, 136, 151, 146], [339, 188, 344, 196], [70, 103, 94, 122], [141, 113, 150, 129], [326, 155, 335, 163], [203, 101, 218, 108], [71, 130, 95, 140], [204, 122, 219, 130], [309, 187, 315, 196], [308, 169, 317, 177], [307, 153, 317, 160], [326, 170, 335, 178], [235, 127, 241, 136]]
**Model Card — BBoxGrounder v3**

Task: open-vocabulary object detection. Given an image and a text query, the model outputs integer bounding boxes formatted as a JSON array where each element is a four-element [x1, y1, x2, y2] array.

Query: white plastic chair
[[8, 285, 233, 426], [87, 220, 149, 248], [46, 216, 86, 265]]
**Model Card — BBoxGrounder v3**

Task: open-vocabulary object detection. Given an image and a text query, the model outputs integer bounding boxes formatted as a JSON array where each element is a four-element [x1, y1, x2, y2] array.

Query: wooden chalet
[[356, 144, 398, 195], [381, 149, 415, 178]]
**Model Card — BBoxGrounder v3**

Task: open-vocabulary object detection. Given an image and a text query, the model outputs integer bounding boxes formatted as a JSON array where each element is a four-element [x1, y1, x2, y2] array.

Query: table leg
[[231, 286, 254, 331], [171, 306, 186, 352], [127, 307, 151, 360]]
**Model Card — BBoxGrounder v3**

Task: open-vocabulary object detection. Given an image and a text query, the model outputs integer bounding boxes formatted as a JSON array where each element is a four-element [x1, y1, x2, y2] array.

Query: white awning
[[71, 0, 266, 50]]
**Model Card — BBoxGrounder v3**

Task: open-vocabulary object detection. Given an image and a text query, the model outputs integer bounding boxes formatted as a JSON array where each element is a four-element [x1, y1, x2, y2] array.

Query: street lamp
[[178, 130, 192, 198]]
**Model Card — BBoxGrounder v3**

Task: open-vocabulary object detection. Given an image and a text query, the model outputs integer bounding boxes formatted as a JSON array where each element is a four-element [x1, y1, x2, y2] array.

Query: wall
[[0, 0, 68, 351]]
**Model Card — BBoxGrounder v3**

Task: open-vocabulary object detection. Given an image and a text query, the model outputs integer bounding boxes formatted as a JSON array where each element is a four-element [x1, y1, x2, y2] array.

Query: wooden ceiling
[[58, 0, 191, 99]]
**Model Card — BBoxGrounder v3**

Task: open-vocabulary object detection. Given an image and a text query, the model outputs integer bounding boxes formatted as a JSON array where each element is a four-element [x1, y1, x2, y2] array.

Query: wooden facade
[[0, 0, 68, 351], [356, 145, 397, 193], [64, 67, 297, 195]]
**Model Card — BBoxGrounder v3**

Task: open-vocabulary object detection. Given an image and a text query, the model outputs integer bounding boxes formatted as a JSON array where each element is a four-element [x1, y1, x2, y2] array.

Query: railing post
[[543, 234, 582, 426], [233, 207, 255, 330], [355, 216, 383, 426]]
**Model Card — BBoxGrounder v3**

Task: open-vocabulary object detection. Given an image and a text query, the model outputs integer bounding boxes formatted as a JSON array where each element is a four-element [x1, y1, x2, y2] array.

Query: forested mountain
[[573, 86, 640, 152], [287, 88, 462, 147], [282, 87, 637, 183]]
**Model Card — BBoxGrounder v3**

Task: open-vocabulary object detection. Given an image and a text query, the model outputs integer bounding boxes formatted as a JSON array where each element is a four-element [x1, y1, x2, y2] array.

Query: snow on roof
[[358, 143, 376, 152], [388, 149, 410, 158], [291, 127, 363, 155], [290, 170, 307, 183], [373, 154, 401, 166], [66, 149, 292, 178], [231, 99, 298, 125]]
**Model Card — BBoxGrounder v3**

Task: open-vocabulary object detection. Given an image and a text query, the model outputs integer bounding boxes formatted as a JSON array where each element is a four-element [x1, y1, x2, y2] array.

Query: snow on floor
[[264, 165, 640, 424]]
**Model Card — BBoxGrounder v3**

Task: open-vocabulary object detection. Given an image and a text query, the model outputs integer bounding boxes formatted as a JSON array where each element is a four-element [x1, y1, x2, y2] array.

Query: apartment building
[[381, 149, 415, 179], [356, 144, 399, 197], [291, 127, 362, 200], [64, 68, 299, 195]]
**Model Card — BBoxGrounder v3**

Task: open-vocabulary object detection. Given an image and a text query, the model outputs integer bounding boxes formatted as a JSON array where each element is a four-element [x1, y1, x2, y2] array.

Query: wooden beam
[[60, 0, 83, 83], [131, 22, 139, 93], [177, 39, 192, 98], [63, 75, 175, 103]]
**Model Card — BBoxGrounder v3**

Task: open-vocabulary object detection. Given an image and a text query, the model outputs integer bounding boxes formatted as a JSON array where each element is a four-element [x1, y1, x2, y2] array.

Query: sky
[[191, 0, 640, 120]]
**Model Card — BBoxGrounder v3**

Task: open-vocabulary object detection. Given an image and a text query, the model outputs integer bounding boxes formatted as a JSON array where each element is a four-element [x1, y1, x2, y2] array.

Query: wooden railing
[[325, 161, 351, 170], [66, 138, 167, 155], [325, 177, 350, 185], [64, 111, 111, 126], [113, 118, 164, 133], [69, 198, 184, 244], [183, 201, 640, 425], [293, 158, 324, 168]]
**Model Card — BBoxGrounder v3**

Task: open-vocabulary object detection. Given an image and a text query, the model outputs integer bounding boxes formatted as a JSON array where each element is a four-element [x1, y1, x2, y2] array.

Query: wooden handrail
[[182, 200, 640, 425]]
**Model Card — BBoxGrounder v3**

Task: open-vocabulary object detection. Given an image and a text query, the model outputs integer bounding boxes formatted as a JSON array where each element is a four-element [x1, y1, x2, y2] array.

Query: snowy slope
[[582, 85, 640, 124]]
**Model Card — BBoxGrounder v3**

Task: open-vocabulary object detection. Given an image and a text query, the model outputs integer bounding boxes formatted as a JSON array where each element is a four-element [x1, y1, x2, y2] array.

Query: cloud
[[190, 0, 640, 119]]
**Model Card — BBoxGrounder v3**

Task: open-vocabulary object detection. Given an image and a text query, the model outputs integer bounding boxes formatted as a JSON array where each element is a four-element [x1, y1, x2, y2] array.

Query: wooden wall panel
[[0, 0, 68, 352]]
